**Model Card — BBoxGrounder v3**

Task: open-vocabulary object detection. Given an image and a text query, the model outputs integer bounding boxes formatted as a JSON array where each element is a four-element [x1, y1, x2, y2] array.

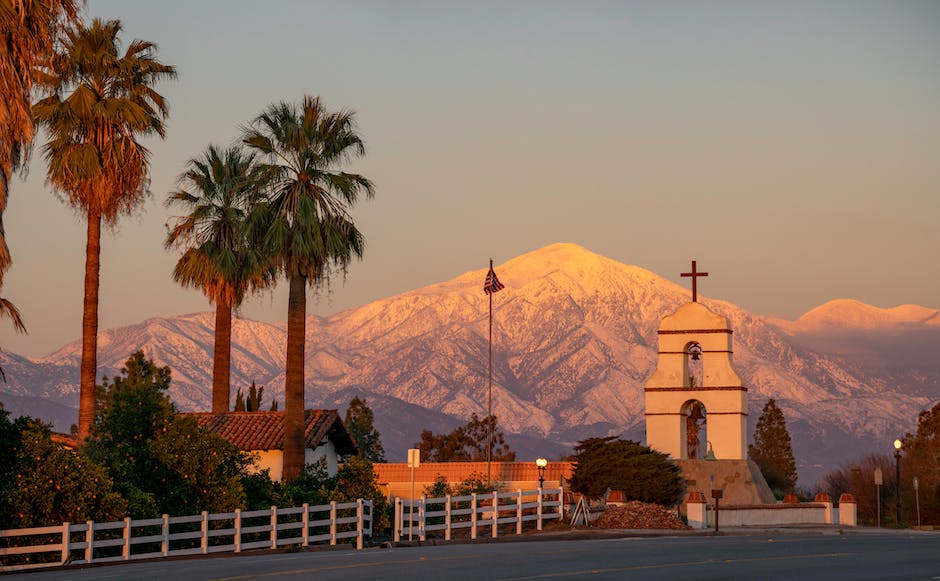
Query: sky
[[2, 0, 939, 358]]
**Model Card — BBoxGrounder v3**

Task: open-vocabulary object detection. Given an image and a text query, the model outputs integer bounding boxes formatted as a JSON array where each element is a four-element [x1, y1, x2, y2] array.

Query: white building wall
[[246, 441, 340, 482]]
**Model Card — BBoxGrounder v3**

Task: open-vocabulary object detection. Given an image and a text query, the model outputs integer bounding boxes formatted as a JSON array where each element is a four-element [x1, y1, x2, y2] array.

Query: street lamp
[[894, 439, 902, 527], [536, 458, 547, 489]]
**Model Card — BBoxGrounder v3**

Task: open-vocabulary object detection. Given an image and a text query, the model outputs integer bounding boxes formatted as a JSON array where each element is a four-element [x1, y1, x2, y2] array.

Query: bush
[[0, 412, 125, 528], [569, 436, 684, 506]]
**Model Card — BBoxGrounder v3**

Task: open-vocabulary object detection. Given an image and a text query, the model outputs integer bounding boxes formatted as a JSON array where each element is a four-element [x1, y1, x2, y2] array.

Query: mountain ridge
[[1, 242, 937, 484]]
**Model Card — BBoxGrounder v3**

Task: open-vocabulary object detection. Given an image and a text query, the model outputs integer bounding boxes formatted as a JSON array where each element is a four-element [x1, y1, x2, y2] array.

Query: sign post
[[913, 476, 920, 527], [407, 448, 420, 541], [711, 489, 723, 533], [874, 468, 883, 528]]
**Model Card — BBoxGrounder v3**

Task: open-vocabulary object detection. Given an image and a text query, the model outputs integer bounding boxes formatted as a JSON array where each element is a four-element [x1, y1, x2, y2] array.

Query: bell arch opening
[[685, 342, 703, 388], [681, 399, 707, 460]]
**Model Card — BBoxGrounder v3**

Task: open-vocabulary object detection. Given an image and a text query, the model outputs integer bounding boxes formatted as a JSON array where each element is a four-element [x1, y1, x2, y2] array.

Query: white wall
[[245, 441, 339, 482]]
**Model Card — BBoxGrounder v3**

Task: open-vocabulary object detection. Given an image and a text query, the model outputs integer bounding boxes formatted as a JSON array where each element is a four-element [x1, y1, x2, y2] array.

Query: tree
[[0, 0, 78, 283], [822, 453, 895, 526], [32, 18, 176, 441], [748, 398, 798, 493], [344, 396, 385, 462], [85, 351, 175, 515], [568, 436, 684, 506], [0, 410, 125, 529], [416, 413, 516, 462], [234, 380, 272, 412], [243, 96, 374, 481], [331, 456, 390, 530], [901, 401, 940, 525], [86, 351, 248, 516], [148, 415, 248, 515], [165, 145, 272, 413], [0, 0, 77, 382]]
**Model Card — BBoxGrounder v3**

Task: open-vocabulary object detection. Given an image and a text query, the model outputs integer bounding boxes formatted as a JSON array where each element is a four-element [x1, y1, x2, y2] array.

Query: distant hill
[[2, 243, 937, 485]]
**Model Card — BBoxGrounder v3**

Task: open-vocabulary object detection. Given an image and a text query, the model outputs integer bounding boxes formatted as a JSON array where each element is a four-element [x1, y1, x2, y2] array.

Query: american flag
[[483, 264, 505, 295]]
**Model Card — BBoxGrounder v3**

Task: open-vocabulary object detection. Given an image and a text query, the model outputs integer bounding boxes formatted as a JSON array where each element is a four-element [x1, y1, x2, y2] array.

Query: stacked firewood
[[593, 501, 690, 530]]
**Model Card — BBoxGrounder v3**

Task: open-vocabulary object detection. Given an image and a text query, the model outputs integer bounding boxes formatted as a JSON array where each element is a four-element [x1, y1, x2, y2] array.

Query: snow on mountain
[[1, 242, 937, 485], [772, 299, 940, 333]]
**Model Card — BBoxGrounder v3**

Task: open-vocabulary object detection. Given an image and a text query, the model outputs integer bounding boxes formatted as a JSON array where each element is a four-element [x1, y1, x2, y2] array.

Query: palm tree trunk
[[211, 295, 232, 413], [77, 209, 101, 442], [282, 273, 307, 482]]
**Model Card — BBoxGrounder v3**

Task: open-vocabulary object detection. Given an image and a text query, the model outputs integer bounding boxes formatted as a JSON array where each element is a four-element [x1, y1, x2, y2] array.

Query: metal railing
[[394, 488, 563, 542], [0, 499, 373, 572]]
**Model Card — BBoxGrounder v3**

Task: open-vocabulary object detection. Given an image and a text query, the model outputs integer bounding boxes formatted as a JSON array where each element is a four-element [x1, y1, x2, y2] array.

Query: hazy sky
[[2, 0, 938, 357]]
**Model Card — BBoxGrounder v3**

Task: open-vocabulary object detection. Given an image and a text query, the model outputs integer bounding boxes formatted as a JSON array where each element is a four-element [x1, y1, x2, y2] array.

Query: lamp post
[[893, 439, 902, 527], [536, 458, 547, 489]]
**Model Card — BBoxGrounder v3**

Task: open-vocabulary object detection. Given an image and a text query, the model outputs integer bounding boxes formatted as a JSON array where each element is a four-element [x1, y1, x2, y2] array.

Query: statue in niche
[[686, 401, 705, 459]]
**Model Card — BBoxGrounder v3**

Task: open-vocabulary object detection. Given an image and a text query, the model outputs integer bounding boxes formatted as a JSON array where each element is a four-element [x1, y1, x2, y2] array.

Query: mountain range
[[1, 243, 937, 485]]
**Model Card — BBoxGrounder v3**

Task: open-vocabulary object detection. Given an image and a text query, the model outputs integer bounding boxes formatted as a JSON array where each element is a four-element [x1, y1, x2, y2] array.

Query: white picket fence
[[0, 500, 373, 573], [394, 488, 563, 542]]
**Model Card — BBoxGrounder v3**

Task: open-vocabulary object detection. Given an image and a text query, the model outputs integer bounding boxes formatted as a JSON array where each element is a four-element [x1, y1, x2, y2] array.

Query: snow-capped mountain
[[1, 243, 937, 485]]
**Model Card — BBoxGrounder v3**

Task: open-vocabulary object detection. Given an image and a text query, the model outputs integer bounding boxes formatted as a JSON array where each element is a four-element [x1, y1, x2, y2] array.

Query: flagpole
[[487, 259, 493, 484]]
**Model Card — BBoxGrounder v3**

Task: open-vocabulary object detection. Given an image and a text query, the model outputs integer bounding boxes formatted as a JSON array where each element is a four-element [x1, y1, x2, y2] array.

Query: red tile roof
[[373, 461, 573, 484], [187, 409, 357, 455]]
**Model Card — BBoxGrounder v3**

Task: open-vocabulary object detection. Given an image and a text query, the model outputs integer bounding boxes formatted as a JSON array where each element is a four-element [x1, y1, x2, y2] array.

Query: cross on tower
[[681, 260, 708, 302]]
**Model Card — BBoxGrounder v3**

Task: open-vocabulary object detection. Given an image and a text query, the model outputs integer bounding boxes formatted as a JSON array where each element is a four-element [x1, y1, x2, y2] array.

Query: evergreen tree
[[569, 436, 684, 505], [233, 381, 266, 412], [749, 398, 798, 493], [344, 396, 385, 462]]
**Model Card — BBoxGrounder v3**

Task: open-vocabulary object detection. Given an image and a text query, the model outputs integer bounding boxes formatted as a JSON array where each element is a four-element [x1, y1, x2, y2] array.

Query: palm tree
[[165, 144, 272, 413], [32, 18, 176, 441], [0, 0, 78, 284], [243, 96, 373, 481]]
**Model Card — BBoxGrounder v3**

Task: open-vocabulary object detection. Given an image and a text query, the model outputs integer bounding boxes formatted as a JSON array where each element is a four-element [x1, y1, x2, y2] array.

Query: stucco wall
[[246, 441, 339, 481], [645, 302, 747, 460]]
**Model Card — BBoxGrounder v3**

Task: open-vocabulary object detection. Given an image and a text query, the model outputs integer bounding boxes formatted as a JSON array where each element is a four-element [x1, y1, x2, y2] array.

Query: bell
[[688, 403, 705, 421], [688, 344, 702, 361]]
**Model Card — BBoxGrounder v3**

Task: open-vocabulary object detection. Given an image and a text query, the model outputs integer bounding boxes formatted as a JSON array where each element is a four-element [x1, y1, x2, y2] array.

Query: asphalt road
[[5, 529, 939, 581]]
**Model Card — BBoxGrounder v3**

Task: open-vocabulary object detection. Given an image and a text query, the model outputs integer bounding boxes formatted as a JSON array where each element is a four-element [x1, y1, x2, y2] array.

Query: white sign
[[407, 448, 420, 469], [874, 468, 883, 486]]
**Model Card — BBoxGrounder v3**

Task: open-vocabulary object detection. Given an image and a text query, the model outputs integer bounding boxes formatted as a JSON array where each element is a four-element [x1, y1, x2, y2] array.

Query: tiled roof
[[373, 461, 573, 484], [51, 432, 80, 449], [187, 409, 357, 455]]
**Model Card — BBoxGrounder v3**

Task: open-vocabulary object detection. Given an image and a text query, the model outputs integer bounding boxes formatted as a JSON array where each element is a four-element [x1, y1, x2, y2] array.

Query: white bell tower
[[644, 263, 747, 460]]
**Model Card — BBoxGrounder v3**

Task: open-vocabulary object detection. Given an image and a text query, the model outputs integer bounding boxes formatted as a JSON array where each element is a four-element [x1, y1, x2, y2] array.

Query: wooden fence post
[[234, 509, 241, 553], [492, 491, 499, 538], [516, 490, 523, 535], [471, 494, 477, 540], [302, 503, 309, 547], [201, 511, 209, 554], [357, 499, 364, 550], [418, 496, 426, 541], [558, 485, 565, 520], [269, 506, 277, 550], [330, 501, 337, 546], [84, 519, 94, 563], [123, 517, 132, 560], [60, 522, 70, 564], [537, 488, 543, 531], [161, 514, 169, 556], [445, 494, 452, 541]]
